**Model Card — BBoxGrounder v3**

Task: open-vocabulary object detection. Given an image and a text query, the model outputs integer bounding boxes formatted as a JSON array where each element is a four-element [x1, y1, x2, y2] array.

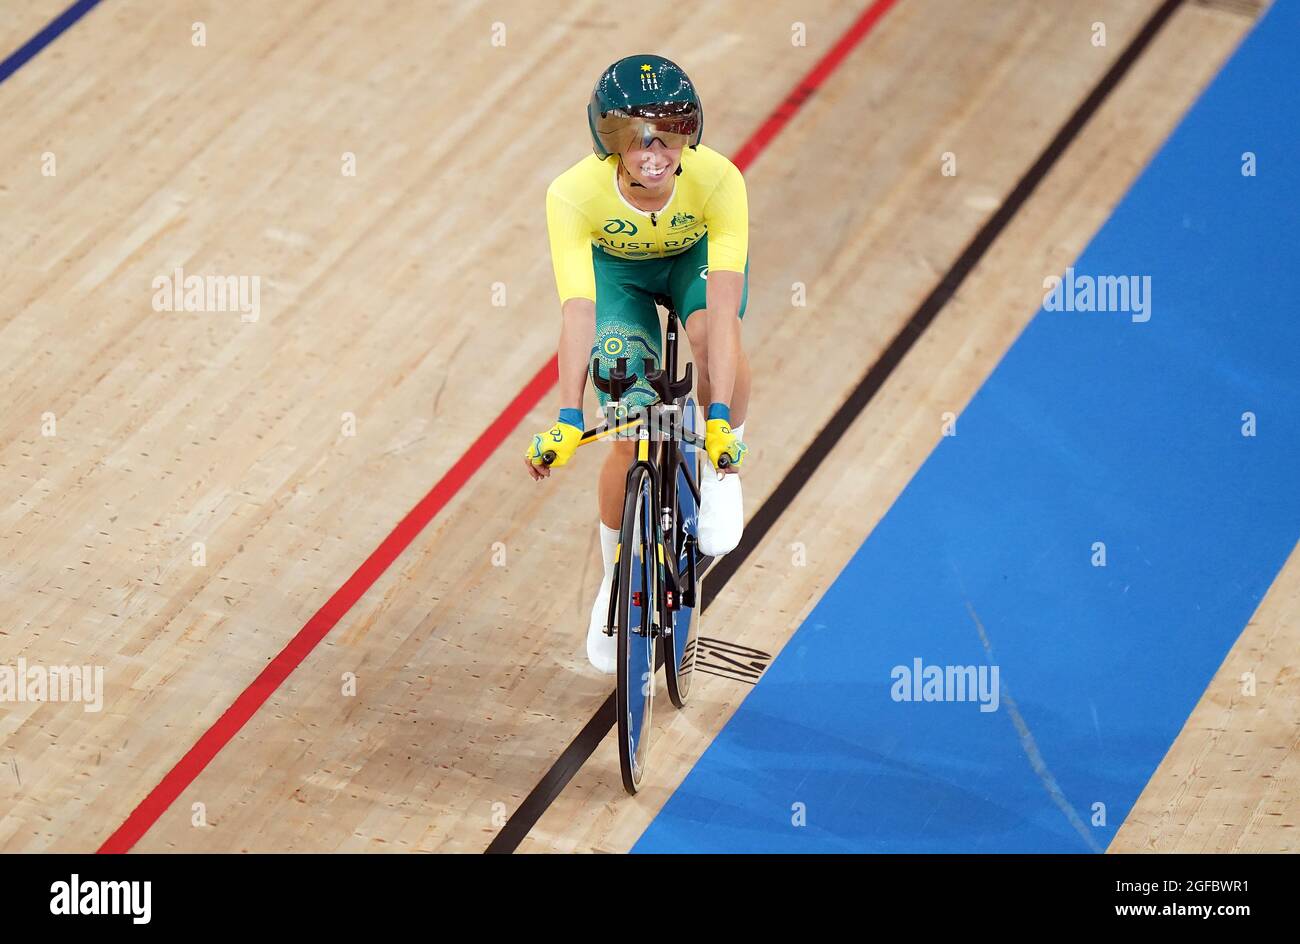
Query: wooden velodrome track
[[1, 0, 1291, 853]]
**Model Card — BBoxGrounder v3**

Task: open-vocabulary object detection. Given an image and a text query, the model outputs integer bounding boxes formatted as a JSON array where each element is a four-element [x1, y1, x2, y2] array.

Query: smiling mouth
[[640, 157, 670, 179]]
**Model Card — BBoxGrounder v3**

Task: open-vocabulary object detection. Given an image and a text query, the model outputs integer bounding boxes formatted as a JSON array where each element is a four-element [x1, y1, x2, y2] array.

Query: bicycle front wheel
[[616, 464, 659, 795]]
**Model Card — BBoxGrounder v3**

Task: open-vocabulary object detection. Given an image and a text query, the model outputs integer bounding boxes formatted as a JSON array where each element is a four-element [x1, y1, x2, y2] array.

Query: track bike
[[543, 298, 727, 793]]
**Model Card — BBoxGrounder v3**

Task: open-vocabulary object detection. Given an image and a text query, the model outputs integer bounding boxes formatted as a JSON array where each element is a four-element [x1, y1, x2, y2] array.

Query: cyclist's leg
[[667, 236, 750, 424], [667, 237, 749, 557], [588, 248, 669, 671], [591, 247, 666, 527]]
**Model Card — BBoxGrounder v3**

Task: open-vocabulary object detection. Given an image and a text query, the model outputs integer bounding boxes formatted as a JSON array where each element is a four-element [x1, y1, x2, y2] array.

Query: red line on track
[[98, 359, 558, 853], [97, 0, 900, 853], [733, 0, 900, 171]]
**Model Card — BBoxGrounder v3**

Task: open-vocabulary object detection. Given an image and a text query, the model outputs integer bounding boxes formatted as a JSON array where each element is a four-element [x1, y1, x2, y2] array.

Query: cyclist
[[524, 54, 751, 673]]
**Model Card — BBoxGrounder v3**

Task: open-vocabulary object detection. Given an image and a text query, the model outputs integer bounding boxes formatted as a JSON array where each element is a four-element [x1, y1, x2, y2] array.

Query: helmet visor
[[594, 102, 700, 154]]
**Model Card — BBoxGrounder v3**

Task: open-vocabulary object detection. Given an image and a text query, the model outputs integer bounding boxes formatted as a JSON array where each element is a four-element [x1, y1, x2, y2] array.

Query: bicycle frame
[[597, 304, 705, 641]]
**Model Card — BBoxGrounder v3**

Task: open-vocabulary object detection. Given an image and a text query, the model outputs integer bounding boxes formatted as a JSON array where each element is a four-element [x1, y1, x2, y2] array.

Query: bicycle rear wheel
[[663, 399, 702, 708], [616, 464, 659, 794]]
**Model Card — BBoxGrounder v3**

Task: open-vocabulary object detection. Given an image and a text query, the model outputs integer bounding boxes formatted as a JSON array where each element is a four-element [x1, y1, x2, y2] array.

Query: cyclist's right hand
[[525, 411, 584, 480]]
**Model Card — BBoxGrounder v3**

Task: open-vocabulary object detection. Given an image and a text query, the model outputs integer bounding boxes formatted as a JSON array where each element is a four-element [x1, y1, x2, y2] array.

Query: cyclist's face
[[622, 139, 681, 188]]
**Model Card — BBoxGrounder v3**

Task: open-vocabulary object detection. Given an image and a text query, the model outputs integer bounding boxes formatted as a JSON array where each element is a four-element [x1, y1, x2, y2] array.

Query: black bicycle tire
[[616, 464, 657, 795]]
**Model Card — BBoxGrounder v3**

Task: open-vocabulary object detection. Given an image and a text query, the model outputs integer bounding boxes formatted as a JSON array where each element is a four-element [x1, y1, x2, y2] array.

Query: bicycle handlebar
[[542, 434, 731, 469]]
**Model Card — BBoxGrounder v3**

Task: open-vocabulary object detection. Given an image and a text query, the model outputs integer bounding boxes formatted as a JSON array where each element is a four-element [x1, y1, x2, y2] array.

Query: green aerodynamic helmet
[[588, 54, 703, 159]]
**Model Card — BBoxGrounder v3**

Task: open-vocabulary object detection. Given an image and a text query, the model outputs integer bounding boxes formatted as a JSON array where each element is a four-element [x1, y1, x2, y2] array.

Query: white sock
[[599, 521, 619, 582]]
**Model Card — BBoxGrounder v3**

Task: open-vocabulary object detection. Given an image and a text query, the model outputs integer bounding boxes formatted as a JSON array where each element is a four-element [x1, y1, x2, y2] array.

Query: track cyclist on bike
[[523, 54, 752, 673]]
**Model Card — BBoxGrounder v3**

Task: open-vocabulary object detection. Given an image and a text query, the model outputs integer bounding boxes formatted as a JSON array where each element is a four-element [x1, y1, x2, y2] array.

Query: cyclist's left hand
[[705, 418, 746, 474]]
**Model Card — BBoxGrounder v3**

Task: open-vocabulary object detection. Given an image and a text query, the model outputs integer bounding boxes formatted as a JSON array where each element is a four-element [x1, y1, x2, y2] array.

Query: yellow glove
[[705, 415, 747, 471], [526, 410, 585, 468]]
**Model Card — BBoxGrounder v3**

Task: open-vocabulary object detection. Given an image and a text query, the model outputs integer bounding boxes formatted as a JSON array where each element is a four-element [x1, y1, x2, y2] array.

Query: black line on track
[[484, 0, 1186, 854]]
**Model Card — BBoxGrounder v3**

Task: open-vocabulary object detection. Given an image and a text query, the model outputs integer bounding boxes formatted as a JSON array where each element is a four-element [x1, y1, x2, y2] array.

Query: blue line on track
[[0, 0, 103, 86]]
